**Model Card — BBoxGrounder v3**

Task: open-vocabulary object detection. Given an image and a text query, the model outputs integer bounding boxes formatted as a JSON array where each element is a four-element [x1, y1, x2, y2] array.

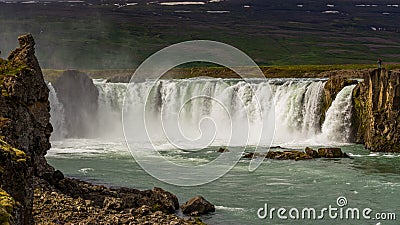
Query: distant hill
[[1, 0, 399, 69]]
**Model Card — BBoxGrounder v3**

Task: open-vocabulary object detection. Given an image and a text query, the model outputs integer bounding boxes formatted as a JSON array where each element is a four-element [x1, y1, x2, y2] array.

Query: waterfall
[[47, 82, 67, 139], [94, 79, 329, 146], [273, 80, 325, 143], [321, 84, 356, 143], [95, 80, 127, 138], [49, 78, 357, 146]]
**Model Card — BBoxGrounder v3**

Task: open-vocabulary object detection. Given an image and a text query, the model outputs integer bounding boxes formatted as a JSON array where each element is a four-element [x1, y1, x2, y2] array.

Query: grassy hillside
[[42, 64, 400, 81], [1, 0, 400, 69]]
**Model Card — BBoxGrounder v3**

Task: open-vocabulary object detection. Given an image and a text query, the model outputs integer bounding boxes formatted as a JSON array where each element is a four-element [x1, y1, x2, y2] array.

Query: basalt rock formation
[[181, 196, 215, 216], [1, 34, 207, 225], [241, 147, 349, 160], [321, 77, 358, 125], [53, 70, 98, 138], [0, 33, 54, 225], [353, 68, 400, 152]]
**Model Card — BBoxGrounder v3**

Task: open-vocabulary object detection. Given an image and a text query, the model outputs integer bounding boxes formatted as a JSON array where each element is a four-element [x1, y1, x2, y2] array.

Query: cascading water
[[49, 78, 357, 146], [47, 82, 67, 139], [321, 84, 356, 143], [95, 80, 128, 138], [273, 80, 325, 144], [93, 78, 337, 146]]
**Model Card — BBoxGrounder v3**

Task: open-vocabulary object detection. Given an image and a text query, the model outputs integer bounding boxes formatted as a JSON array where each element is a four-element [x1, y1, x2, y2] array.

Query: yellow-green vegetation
[[0, 139, 26, 163], [0, 139, 24, 224], [260, 64, 400, 78], [0, 58, 30, 97], [0, 59, 19, 78], [41, 69, 64, 83], [194, 217, 207, 225], [0, 188, 15, 225], [43, 64, 400, 81], [0, 58, 30, 77]]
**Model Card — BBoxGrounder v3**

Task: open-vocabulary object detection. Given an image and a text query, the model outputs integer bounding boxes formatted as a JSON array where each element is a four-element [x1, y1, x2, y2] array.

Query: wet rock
[[1, 33, 54, 225], [317, 148, 349, 158], [217, 147, 229, 153], [52, 170, 64, 182], [33, 178, 201, 225], [242, 152, 265, 159], [305, 147, 320, 158], [181, 196, 215, 216], [322, 77, 358, 126], [244, 147, 351, 161], [147, 187, 180, 213], [54, 178, 180, 214], [134, 205, 152, 216], [103, 197, 123, 211], [353, 68, 400, 152], [268, 151, 313, 160], [53, 70, 99, 138]]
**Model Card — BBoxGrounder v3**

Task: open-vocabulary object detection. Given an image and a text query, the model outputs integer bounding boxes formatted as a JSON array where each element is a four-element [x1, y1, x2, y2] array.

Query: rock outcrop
[[216, 147, 229, 153], [242, 147, 349, 160], [322, 77, 358, 125], [353, 68, 400, 152], [0, 140, 28, 224], [0, 33, 54, 225], [317, 147, 349, 158], [1, 34, 208, 225], [53, 70, 98, 138], [33, 178, 203, 225], [181, 196, 215, 216]]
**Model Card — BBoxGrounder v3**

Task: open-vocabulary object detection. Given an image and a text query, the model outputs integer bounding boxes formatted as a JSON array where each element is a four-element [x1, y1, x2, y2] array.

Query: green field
[[42, 63, 400, 82], [1, 1, 400, 70]]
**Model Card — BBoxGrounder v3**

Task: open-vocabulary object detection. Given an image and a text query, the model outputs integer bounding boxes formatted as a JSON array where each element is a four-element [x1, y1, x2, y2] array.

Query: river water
[[46, 78, 400, 224]]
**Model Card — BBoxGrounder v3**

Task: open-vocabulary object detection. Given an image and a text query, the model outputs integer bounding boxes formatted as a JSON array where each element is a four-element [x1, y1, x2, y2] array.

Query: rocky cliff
[[53, 70, 98, 138], [0, 34, 53, 225], [1, 34, 208, 225], [322, 77, 358, 126], [353, 68, 400, 152]]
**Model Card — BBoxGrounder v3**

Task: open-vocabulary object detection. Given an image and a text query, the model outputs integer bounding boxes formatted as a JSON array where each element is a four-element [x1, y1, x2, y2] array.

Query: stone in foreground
[[181, 196, 215, 216]]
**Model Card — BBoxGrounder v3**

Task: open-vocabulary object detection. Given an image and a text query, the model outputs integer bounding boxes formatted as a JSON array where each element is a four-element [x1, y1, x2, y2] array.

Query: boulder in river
[[217, 147, 229, 153], [317, 147, 349, 158], [305, 147, 320, 158], [181, 196, 215, 216]]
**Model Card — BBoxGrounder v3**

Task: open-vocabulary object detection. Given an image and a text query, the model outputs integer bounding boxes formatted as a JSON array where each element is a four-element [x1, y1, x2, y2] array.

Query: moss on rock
[[0, 188, 15, 225], [0, 139, 26, 163], [0, 58, 31, 97]]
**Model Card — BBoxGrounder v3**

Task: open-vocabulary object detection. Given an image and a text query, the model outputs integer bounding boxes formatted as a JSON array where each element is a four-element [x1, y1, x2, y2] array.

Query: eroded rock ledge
[[1, 34, 210, 225], [241, 147, 350, 160], [53, 70, 99, 138], [353, 68, 400, 152], [33, 178, 205, 225], [1, 33, 53, 225]]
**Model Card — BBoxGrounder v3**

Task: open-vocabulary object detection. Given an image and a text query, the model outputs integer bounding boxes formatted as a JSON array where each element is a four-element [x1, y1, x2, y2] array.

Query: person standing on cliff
[[377, 58, 383, 68]]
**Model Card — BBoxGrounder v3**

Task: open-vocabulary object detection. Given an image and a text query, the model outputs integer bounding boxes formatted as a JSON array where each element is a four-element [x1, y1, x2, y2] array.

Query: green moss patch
[[0, 139, 26, 163], [44, 64, 400, 80], [0, 58, 30, 97], [0, 188, 15, 225]]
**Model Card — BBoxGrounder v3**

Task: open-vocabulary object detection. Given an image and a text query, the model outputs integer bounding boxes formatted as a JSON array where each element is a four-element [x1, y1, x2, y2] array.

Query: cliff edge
[[0, 33, 54, 224], [1, 34, 207, 225], [353, 68, 400, 152]]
